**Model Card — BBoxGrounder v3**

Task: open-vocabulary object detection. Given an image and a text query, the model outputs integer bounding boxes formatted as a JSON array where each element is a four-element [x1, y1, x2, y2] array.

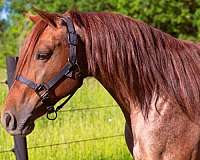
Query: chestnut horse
[[2, 10, 200, 160]]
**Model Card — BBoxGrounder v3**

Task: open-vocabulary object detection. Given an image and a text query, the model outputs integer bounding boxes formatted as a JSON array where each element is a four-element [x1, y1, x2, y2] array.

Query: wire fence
[[0, 103, 131, 160], [0, 134, 124, 153], [59, 105, 118, 112], [0, 105, 121, 153]]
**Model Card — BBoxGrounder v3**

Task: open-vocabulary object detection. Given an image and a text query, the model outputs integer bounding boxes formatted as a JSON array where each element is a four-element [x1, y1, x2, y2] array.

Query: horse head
[[1, 10, 86, 136]]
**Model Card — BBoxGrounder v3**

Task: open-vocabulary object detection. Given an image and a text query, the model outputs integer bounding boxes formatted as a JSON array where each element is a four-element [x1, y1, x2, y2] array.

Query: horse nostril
[[4, 112, 17, 130]]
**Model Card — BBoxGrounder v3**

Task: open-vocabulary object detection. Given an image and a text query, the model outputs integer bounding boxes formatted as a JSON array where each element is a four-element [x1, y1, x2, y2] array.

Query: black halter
[[16, 17, 80, 120]]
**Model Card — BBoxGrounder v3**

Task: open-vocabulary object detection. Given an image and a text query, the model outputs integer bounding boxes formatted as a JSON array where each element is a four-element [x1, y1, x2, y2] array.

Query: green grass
[[0, 68, 132, 160], [0, 68, 7, 108]]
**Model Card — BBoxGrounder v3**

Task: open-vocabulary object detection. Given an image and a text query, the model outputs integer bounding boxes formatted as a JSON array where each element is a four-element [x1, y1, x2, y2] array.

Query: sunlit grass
[[0, 68, 7, 108], [0, 69, 132, 160]]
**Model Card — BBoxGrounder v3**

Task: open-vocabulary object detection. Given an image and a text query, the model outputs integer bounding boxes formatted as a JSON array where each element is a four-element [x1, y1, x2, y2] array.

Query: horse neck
[[97, 74, 134, 122], [77, 43, 132, 120]]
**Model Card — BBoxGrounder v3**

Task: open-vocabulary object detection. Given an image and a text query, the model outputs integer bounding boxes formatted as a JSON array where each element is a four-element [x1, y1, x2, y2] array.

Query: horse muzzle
[[1, 111, 35, 136]]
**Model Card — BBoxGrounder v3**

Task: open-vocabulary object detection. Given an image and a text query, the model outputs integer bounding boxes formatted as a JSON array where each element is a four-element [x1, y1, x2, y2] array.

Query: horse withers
[[1, 10, 200, 160]]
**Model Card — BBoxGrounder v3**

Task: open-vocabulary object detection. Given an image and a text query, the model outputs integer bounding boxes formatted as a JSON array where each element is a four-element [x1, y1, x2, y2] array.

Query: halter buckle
[[35, 84, 48, 92], [35, 83, 51, 103]]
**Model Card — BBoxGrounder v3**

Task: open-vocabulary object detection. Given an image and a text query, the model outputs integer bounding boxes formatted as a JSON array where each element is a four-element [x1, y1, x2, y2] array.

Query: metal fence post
[[6, 56, 28, 160]]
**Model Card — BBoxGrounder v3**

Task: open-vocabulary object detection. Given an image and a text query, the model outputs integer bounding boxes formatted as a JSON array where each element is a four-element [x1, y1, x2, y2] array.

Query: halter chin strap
[[16, 17, 81, 120]]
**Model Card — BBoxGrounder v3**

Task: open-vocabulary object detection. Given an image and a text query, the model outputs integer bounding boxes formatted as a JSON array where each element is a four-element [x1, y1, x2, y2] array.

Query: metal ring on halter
[[46, 106, 57, 120], [47, 111, 57, 120]]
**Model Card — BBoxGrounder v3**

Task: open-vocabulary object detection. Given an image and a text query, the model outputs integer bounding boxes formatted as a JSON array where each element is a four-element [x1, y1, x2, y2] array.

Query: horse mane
[[70, 11, 200, 118], [16, 10, 200, 118]]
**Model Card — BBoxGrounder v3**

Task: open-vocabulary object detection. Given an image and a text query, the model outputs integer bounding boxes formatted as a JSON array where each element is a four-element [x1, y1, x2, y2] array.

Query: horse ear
[[25, 13, 41, 23], [34, 9, 60, 28]]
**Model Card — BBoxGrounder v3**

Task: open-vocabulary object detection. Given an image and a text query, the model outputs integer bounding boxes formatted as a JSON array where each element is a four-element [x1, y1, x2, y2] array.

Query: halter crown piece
[[16, 17, 80, 120]]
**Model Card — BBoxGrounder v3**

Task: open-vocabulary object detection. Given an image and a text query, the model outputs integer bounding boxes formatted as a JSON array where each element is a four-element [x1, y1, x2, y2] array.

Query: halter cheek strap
[[15, 17, 81, 120]]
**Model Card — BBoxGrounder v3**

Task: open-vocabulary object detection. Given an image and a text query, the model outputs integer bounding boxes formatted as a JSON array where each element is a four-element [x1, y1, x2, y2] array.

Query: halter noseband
[[16, 17, 80, 120]]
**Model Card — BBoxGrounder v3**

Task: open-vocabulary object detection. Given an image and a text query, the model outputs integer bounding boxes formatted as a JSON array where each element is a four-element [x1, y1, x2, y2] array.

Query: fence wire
[[0, 105, 124, 154], [0, 134, 124, 154], [59, 105, 118, 112]]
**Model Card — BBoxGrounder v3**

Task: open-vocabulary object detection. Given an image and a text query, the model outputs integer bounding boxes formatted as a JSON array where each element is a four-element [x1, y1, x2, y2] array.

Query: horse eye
[[36, 52, 51, 60]]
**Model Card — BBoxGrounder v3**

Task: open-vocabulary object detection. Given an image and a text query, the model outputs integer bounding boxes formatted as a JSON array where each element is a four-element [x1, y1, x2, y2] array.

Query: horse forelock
[[16, 20, 47, 75], [70, 11, 200, 118]]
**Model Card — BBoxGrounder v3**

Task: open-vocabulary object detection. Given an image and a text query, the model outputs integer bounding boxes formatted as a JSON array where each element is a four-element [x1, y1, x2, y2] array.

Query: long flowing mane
[[70, 11, 200, 118], [17, 10, 200, 118]]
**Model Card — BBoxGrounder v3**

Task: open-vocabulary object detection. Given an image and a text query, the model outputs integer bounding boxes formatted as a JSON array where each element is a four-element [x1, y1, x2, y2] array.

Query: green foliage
[[0, 68, 6, 106], [76, 0, 200, 39], [0, 14, 31, 68], [127, 0, 200, 40], [0, 1, 3, 9], [10, 0, 75, 13]]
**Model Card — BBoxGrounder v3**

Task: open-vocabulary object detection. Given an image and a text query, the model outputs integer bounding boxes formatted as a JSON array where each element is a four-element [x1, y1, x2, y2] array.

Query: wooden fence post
[[6, 56, 28, 160]]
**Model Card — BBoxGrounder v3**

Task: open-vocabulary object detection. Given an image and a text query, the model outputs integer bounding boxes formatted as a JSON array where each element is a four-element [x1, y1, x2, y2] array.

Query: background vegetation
[[0, 0, 200, 159]]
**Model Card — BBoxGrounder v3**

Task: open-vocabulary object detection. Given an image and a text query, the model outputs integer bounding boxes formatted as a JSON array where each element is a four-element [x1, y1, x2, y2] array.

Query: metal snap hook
[[46, 106, 57, 120], [47, 111, 57, 120]]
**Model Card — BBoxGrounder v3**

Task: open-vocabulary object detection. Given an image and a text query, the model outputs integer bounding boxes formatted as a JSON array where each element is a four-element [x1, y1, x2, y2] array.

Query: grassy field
[[0, 68, 132, 160], [0, 68, 7, 108]]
